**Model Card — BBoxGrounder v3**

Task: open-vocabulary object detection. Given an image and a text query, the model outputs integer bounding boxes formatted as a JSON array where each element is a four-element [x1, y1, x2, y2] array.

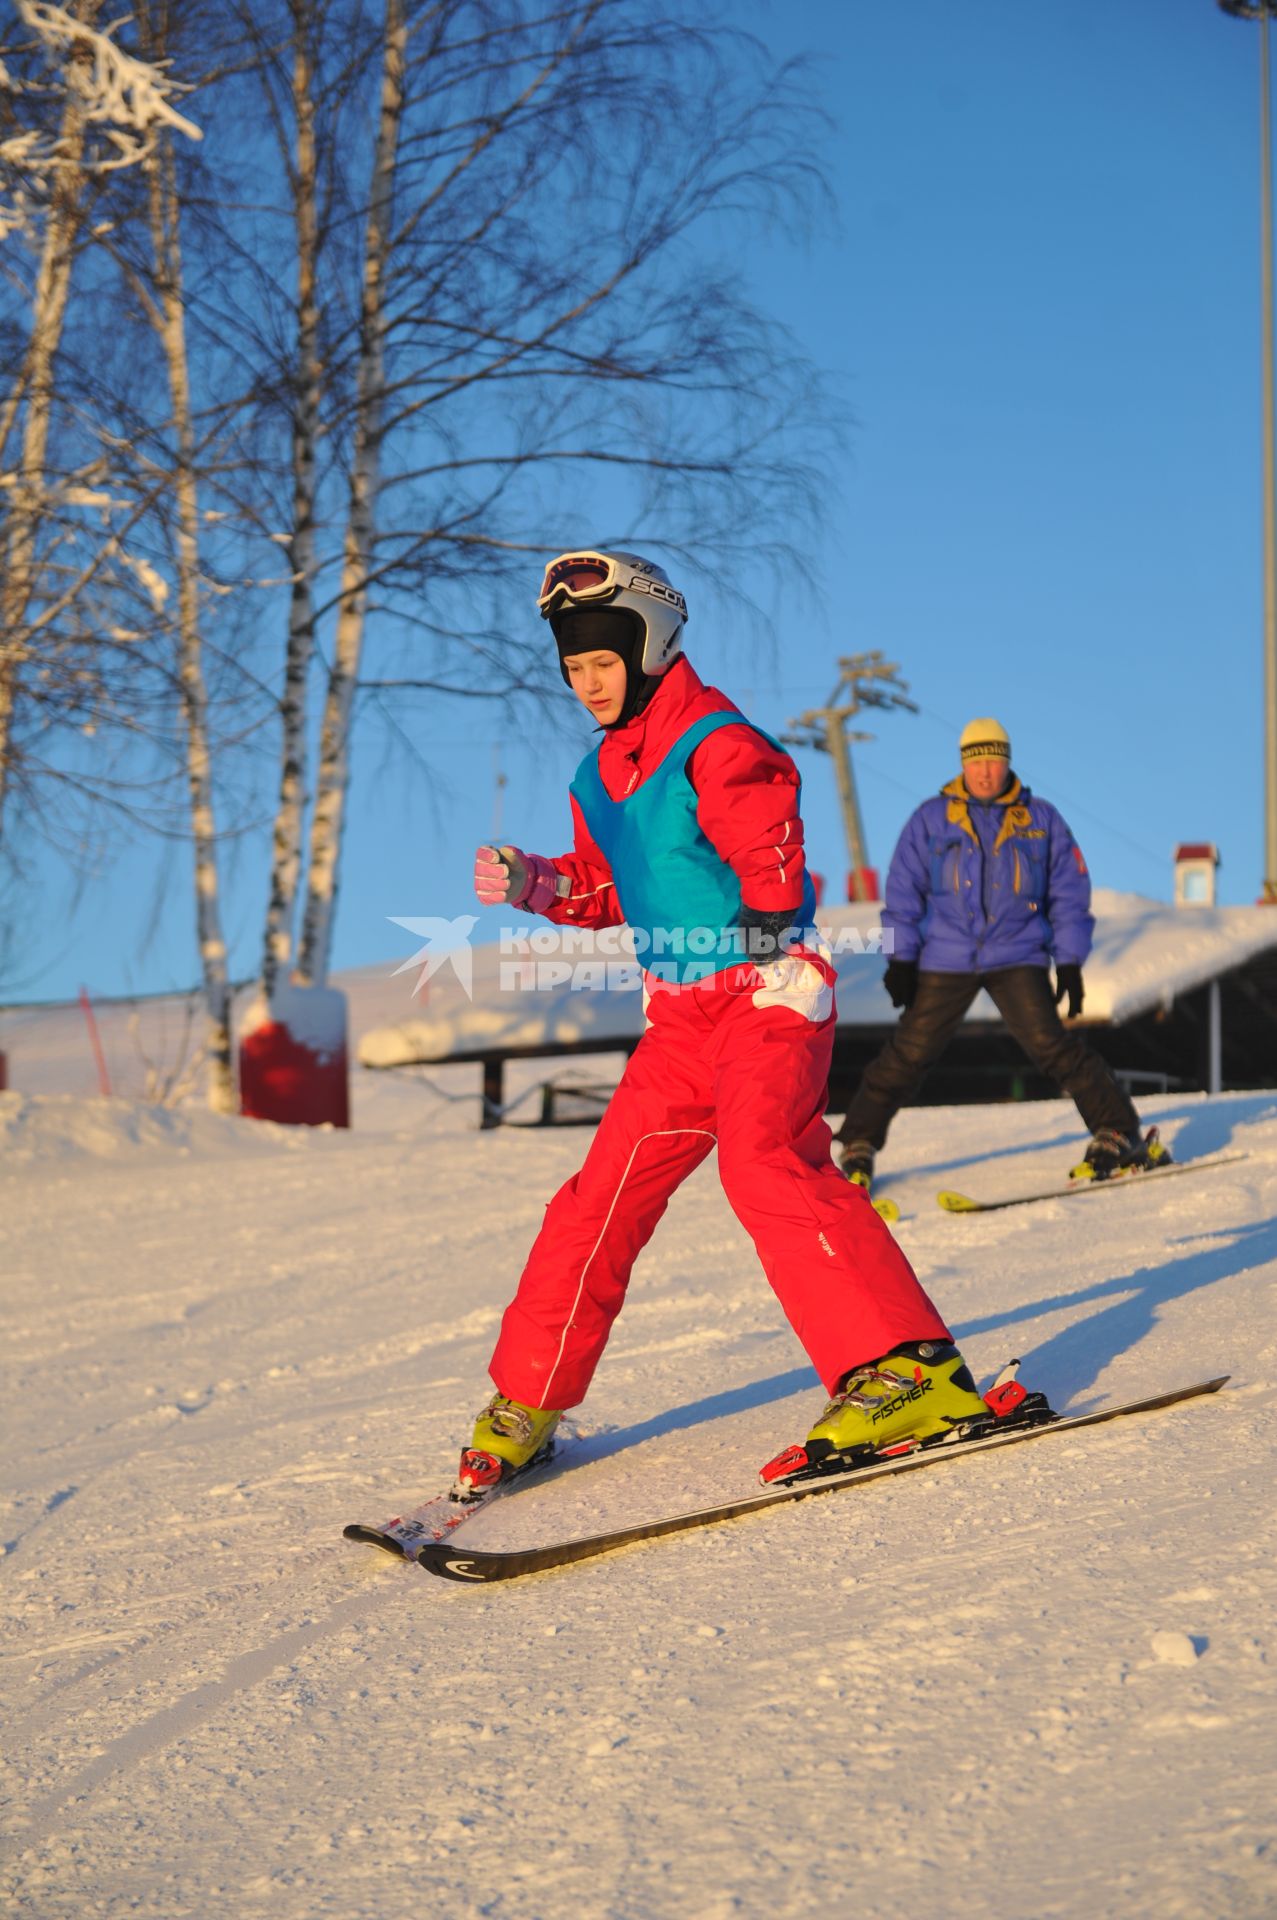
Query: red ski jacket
[[544, 657, 808, 930]]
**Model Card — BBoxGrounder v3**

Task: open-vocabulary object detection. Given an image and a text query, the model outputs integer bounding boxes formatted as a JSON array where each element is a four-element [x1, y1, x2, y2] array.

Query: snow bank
[[0, 1090, 312, 1165]]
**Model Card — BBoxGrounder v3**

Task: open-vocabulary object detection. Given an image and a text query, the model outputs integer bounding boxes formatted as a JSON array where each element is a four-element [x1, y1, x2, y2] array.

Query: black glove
[[884, 957, 918, 1010], [739, 904, 797, 963], [1054, 962, 1084, 1019]]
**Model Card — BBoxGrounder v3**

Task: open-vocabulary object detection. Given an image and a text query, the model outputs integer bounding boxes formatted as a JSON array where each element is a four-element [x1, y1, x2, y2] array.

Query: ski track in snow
[[1, 1079, 1275, 1919]]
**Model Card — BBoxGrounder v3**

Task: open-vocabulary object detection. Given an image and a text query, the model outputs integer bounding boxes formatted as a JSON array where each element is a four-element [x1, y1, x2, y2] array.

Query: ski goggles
[[537, 552, 626, 616]]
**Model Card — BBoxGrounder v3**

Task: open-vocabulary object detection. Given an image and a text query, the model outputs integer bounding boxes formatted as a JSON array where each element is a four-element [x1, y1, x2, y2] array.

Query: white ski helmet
[[537, 549, 687, 675]]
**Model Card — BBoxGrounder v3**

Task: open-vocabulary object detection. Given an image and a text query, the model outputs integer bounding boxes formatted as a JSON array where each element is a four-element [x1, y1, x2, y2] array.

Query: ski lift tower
[[782, 653, 917, 902]]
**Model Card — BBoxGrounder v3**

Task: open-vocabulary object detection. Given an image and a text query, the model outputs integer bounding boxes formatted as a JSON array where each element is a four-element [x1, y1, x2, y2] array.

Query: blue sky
[[8, 0, 1273, 1006]]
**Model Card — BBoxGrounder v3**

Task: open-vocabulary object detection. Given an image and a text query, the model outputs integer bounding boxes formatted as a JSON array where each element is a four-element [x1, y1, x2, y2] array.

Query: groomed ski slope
[[2, 1075, 1275, 1920]]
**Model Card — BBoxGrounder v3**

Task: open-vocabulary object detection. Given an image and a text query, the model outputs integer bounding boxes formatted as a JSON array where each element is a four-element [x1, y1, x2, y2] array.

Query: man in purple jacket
[[836, 718, 1168, 1186]]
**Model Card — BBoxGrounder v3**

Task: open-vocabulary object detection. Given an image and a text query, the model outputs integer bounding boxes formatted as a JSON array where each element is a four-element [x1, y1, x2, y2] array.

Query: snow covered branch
[[1, 0, 202, 239]]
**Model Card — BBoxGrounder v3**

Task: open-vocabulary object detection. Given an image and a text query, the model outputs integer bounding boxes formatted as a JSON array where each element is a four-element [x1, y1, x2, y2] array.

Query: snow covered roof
[[355, 890, 1277, 1069]]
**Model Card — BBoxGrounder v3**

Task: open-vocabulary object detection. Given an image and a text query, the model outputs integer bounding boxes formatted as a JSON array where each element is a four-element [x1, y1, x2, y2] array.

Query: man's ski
[[937, 1151, 1248, 1214], [343, 1436, 568, 1560], [395, 1375, 1228, 1585]]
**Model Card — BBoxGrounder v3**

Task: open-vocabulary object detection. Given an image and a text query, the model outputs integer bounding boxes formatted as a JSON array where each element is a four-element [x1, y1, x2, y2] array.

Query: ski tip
[[937, 1190, 980, 1213], [873, 1197, 901, 1224], [416, 1545, 503, 1583], [343, 1523, 410, 1558]]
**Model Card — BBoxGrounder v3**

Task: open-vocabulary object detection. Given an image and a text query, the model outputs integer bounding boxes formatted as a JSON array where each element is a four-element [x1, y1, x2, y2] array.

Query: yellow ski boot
[[456, 1393, 561, 1496], [804, 1340, 990, 1464], [759, 1351, 1050, 1485]]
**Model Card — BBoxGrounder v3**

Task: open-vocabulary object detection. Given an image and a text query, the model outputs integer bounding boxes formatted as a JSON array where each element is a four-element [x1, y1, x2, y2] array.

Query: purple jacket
[[883, 775, 1094, 973]]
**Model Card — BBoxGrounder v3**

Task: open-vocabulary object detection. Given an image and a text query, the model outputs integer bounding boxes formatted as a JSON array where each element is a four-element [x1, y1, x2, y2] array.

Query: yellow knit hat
[[959, 717, 1011, 763]]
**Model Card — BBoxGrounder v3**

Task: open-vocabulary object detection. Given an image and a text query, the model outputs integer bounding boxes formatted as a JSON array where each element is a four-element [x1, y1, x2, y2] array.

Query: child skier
[[462, 549, 988, 1490]]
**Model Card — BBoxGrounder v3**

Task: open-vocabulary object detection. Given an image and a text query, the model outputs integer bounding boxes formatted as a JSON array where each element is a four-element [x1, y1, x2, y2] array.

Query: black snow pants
[[837, 964, 1140, 1154]]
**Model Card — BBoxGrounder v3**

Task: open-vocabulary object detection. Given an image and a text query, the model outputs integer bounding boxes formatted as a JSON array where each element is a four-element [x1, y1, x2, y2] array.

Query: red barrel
[[239, 984, 350, 1128]]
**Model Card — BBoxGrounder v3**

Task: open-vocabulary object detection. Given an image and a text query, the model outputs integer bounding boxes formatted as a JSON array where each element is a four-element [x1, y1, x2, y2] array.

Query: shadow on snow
[[955, 1215, 1276, 1409]]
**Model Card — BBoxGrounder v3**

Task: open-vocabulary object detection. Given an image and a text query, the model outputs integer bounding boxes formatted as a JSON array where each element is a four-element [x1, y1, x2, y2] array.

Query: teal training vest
[[570, 709, 817, 984]]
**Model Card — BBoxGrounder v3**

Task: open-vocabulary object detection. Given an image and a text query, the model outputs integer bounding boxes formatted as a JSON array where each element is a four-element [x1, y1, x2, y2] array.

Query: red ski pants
[[489, 960, 950, 1410]]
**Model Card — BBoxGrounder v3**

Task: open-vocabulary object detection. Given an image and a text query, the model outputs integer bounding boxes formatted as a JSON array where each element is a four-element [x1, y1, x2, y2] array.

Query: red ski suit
[[488, 659, 950, 1410]]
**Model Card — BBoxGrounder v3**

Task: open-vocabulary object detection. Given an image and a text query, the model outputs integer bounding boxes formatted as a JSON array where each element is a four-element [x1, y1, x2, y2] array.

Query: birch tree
[[223, 0, 375, 998], [0, 0, 201, 840], [293, 0, 403, 987], [263, 0, 326, 999], [125, 0, 233, 1110]]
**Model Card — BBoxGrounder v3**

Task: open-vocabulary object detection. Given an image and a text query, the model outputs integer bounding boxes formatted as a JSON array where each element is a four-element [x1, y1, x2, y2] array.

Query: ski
[[872, 1196, 900, 1225], [343, 1435, 569, 1561], [937, 1151, 1248, 1214], [400, 1376, 1228, 1585]]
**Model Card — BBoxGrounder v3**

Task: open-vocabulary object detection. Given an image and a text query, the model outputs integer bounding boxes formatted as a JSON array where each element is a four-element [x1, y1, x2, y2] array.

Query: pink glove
[[473, 845, 561, 914]]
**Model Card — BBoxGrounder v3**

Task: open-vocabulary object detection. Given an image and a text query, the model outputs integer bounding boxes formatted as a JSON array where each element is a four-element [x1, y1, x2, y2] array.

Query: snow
[[240, 982, 350, 1060], [1150, 1630, 1204, 1669], [4, 1074, 1277, 1919]]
